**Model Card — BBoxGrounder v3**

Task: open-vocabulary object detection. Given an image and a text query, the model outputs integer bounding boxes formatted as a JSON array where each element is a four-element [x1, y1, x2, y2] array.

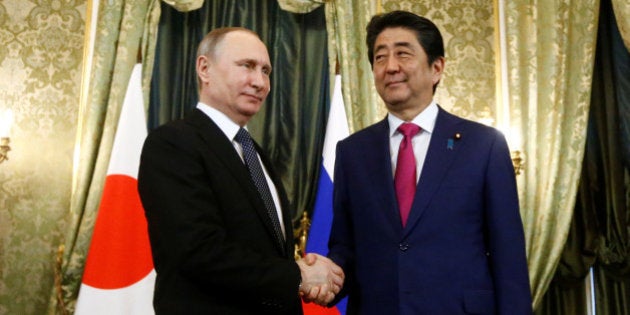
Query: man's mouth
[[243, 93, 263, 102], [386, 80, 405, 87]]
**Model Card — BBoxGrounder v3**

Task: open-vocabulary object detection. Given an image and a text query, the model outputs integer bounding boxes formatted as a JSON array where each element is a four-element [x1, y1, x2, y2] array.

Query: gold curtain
[[504, 0, 599, 308], [49, 0, 200, 312], [611, 0, 630, 50], [324, 1, 384, 132]]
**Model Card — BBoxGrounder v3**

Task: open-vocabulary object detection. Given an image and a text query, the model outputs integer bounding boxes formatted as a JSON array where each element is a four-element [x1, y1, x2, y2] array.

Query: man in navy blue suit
[[328, 11, 532, 314]]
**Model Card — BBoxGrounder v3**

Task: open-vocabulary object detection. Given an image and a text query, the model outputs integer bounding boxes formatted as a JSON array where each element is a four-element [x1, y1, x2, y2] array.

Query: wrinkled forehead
[[215, 31, 271, 65]]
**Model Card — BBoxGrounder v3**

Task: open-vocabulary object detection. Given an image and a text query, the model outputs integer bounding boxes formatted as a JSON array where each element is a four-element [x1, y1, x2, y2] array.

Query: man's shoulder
[[342, 118, 387, 142], [437, 107, 501, 137], [148, 109, 209, 134]]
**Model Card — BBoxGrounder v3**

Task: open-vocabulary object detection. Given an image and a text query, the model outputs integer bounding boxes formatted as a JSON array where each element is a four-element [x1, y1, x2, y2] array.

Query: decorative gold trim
[[294, 211, 311, 260], [54, 245, 68, 315]]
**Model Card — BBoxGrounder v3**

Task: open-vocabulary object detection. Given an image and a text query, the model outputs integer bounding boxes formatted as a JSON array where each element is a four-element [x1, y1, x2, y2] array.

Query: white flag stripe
[[75, 270, 156, 314], [76, 63, 155, 315], [107, 64, 147, 177], [322, 75, 350, 176]]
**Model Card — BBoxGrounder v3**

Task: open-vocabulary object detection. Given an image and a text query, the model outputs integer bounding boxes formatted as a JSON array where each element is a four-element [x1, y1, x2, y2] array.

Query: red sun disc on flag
[[82, 174, 154, 289]]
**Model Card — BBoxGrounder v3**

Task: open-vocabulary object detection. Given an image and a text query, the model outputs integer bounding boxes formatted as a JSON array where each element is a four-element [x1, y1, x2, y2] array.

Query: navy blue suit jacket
[[329, 107, 531, 315]]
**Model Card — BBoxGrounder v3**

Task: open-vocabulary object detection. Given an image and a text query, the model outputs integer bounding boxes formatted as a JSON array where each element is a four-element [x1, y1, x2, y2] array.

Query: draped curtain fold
[[280, 0, 385, 132], [590, 1, 630, 312], [532, 181, 597, 315], [504, 0, 599, 308], [49, 0, 200, 312], [324, 1, 384, 132], [150, 0, 329, 225], [611, 0, 630, 50]]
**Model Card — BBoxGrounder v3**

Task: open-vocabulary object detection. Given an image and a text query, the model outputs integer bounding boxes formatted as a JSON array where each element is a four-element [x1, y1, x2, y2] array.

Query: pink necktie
[[395, 123, 421, 227]]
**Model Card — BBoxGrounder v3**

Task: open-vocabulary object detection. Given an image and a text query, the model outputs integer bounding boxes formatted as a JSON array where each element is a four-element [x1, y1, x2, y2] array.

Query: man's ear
[[196, 55, 211, 84], [431, 56, 445, 85]]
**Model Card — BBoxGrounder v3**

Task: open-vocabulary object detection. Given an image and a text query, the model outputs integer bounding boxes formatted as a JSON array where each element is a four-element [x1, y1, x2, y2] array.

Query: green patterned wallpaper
[[0, 0, 86, 314]]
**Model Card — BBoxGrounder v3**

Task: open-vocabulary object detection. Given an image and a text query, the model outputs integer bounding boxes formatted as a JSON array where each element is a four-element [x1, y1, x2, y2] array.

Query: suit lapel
[[403, 107, 465, 237], [186, 109, 288, 256], [368, 119, 404, 234]]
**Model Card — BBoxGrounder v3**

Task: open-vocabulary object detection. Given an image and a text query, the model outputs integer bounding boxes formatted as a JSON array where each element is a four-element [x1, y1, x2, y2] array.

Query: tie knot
[[235, 128, 251, 144], [398, 123, 421, 138]]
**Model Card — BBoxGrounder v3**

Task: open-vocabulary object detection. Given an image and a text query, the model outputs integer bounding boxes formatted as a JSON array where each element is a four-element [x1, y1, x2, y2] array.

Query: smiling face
[[197, 30, 272, 126], [372, 27, 444, 120]]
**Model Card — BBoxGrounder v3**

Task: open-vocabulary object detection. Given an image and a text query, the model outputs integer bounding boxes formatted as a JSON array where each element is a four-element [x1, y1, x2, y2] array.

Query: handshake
[[296, 253, 345, 306]]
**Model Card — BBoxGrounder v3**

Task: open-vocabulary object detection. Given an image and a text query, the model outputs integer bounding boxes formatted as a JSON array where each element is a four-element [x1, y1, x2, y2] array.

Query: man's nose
[[251, 70, 267, 90], [385, 57, 400, 73]]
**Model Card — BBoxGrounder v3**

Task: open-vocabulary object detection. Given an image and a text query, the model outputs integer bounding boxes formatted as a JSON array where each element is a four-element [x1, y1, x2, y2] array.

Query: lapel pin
[[447, 133, 461, 150]]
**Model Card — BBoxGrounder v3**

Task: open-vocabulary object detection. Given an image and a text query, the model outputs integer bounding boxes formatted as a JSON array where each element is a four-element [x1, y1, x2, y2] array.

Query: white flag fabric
[[75, 64, 155, 315], [303, 74, 349, 315]]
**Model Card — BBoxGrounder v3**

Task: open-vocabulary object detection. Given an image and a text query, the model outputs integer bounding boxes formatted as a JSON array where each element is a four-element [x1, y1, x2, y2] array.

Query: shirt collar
[[196, 102, 243, 141], [388, 100, 438, 137]]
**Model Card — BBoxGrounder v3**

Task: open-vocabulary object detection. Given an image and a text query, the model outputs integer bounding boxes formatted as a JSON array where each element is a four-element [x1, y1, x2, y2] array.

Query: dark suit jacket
[[138, 109, 302, 315], [329, 107, 532, 315]]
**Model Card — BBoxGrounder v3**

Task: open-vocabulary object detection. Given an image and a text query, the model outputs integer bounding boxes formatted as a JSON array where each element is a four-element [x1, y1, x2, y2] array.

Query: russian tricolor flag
[[75, 64, 155, 314], [303, 75, 349, 315]]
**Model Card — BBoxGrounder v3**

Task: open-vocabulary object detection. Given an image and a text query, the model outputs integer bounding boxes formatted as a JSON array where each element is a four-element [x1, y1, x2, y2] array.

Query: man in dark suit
[[328, 11, 532, 314], [138, 27, 343, 314]]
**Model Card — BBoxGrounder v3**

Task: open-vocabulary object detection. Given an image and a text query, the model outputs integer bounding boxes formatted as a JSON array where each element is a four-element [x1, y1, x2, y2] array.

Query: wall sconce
[[0, 109, 13, 164], [511, 150, 524, 176], [498, 124, 524, 176]]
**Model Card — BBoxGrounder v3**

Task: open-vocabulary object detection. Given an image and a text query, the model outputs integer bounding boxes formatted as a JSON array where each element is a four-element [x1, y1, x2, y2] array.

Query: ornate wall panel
[[380, 0, 497, 123], [0, 0, 85, 314]]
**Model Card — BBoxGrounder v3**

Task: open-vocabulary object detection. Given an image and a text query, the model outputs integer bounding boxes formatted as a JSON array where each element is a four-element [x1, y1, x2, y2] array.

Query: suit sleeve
[[137, 124, 300, 308], [484, 131, 532, 314], [328, 141, 356, 303]]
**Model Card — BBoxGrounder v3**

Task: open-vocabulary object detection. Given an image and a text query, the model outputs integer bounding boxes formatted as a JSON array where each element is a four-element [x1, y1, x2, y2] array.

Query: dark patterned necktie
[[235, 128, 285, 249], [395, 123, 421, 227]]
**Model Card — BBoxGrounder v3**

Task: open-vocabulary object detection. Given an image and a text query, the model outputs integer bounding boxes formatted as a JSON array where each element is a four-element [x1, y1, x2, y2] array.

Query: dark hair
[[366, 10, 444, 68]]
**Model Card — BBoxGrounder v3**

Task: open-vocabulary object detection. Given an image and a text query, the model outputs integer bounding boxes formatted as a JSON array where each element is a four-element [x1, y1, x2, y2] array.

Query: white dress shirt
[[388, 101, 438, 183]]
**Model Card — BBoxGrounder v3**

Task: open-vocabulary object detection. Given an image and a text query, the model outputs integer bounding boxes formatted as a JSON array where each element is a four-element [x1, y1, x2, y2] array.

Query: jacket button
[[399, 243, 409, 251]]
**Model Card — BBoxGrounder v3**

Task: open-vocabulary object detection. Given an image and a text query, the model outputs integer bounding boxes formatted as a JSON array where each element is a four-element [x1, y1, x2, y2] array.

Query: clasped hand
[[297, 253, 344, 306]]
